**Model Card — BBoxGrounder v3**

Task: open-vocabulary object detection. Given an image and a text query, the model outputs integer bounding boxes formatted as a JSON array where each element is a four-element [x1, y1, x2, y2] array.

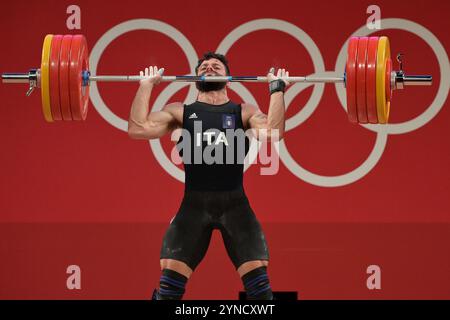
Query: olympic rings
[[89, 18, 449, 187]]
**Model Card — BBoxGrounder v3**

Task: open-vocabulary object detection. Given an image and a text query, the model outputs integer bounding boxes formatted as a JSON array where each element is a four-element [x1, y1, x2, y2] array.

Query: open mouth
[[201, 72, 220, 77]]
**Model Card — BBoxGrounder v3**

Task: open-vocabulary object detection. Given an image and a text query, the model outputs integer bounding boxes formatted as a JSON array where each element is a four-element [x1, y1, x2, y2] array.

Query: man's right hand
[[139, 66, 165, 87]]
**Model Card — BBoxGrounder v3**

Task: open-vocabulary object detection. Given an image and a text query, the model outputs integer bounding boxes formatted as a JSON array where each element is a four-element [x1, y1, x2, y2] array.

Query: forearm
[[129, 83, 153, 128], [267, 92, 286, 137]]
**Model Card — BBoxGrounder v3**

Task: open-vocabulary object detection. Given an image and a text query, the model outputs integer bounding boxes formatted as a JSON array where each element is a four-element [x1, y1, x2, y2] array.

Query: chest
[[180, 107, 249, 150], [183, 110, 241, 131]]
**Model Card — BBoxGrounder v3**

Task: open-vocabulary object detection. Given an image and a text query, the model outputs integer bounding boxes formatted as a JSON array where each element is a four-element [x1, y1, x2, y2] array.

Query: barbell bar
[[1, 34, 432, 124]]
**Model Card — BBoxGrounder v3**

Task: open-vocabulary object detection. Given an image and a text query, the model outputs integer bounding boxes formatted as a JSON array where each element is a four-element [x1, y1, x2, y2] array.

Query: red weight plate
[[49, 35, 63, 121], [69, 35, 89, 121], [356, 37, 369, 123], [366, 37, 379, 124], [345, 37, 359, 123], [59, 35, 73, 121]]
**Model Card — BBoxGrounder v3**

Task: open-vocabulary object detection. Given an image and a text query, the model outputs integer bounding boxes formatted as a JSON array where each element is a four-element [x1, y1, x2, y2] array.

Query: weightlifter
[[128, 52, 290, 300]]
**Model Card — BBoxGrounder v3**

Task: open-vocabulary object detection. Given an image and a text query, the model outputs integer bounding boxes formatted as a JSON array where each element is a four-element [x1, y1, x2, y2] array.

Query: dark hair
[[195, 52, 230, 75]]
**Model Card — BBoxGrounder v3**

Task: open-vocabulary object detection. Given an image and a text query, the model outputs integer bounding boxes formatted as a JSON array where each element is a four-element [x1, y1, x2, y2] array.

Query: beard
[[196, 73, 227, 92]]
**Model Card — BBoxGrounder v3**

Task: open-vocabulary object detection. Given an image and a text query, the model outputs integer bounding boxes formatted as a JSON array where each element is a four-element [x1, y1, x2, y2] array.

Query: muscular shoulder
[[163, 102, 183, 113], [162, 102, 184, 126]]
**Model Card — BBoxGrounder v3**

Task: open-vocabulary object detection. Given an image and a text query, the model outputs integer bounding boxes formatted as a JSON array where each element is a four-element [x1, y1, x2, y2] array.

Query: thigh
[[219, 199, 270, 269], [160, 201, 212, 271]]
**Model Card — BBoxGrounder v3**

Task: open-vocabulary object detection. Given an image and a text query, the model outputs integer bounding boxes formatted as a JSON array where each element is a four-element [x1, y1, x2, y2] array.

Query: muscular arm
[[128, 83, 181, 140], [246, 91, 285, 141]]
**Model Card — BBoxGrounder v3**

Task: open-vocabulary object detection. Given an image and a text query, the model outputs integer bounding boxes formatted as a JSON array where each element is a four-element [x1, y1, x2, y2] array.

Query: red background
[[0, 0, 449, 299]]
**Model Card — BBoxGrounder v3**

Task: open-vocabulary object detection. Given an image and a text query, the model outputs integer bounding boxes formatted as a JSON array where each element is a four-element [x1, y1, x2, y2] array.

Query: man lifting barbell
[[128, 52, 289, 300], [0, 34, 433, 300]]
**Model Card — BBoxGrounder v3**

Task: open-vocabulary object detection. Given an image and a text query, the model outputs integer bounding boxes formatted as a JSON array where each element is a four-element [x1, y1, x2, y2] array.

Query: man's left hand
[[267, 67, 290, 86]]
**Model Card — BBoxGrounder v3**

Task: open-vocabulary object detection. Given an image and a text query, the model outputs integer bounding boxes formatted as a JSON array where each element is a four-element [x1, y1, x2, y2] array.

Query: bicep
[[242, 103, 267, 130], [145, 110, 175, 127], [244, 103, 284, 141], [146, 102, 183, 130], [129, 104, 179, 139], [245, 105, 281, 141], [248, 111, 269, 129]]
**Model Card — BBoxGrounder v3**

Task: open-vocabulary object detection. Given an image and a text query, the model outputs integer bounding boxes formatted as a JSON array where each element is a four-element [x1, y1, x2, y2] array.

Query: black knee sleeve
[[153, 269, 188, 300], [241, 266, 273, 300]]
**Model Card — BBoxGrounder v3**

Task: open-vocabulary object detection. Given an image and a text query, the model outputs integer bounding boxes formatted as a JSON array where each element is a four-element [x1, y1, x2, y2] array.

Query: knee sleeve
[[241, 266, 273, 300], [153, 269, 188, 300]]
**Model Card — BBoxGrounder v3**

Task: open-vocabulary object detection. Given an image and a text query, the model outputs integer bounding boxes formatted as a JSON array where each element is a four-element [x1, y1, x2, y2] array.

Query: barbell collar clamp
[[2, 69, 40, 96]]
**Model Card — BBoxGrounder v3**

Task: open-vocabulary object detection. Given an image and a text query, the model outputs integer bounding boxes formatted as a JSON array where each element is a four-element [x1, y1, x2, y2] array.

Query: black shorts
[[160, 187, 269, 270]]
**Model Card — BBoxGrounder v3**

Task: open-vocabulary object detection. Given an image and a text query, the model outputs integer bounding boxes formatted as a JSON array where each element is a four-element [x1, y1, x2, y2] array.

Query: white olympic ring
[[89, 18, 449, 187], [282, 18, 449, 187], [216, 19, 326, 131], [89, 19, 199, 132]]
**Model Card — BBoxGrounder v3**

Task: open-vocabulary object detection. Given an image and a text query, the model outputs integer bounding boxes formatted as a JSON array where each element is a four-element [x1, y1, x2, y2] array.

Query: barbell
[[1, 34, 432, 124]]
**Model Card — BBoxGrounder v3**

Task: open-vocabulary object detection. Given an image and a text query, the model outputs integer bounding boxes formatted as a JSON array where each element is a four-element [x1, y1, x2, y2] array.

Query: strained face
[[197, 58, 227, 76]]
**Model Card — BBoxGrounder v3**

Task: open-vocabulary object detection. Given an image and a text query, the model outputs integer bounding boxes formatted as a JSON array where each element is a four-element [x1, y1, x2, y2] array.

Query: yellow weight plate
[[41, 34, 53, 122], [375, 36, 391, 124]]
